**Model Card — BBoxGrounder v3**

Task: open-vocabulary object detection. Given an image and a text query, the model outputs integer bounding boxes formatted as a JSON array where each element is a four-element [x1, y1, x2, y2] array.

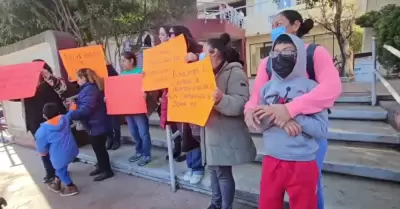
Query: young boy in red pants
[[256, 33, 328, 209]]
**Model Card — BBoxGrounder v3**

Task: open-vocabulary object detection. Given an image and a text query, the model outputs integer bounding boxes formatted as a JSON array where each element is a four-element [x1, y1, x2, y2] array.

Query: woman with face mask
[[244, 10, 342, 209], [186, 36, 256, 209]]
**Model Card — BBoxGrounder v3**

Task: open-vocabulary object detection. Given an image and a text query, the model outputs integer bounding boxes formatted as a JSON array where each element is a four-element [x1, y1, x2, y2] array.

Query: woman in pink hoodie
[[244, 10, 342, 209]]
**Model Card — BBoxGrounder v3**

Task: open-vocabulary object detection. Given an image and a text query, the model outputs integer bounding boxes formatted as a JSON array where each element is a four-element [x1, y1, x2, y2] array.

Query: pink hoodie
[[245, 45, 342, 117]]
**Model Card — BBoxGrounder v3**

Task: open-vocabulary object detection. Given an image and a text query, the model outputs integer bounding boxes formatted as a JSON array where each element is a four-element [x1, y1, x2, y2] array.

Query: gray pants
[[209, 166, 235, 209]]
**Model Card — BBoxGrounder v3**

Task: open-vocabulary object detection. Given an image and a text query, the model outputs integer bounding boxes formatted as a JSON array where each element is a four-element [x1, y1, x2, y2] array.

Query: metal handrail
[[371, 37, 400, 105]]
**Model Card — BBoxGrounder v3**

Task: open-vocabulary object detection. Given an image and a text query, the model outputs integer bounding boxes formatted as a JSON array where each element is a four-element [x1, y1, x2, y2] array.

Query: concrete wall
[[0, 30, 76, 140]]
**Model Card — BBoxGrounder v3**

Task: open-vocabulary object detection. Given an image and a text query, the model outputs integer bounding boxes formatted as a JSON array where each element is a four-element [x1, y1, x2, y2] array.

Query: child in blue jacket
[[35, 103, 79, 196]]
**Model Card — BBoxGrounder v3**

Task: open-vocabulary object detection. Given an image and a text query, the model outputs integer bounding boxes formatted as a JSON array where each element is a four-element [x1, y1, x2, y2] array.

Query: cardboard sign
[[59, 45, 108, 81], [143, 35, 187, 91], [0, 62, 44, 101], [167, 56, 216, 126], [104, 75, 147, 115]]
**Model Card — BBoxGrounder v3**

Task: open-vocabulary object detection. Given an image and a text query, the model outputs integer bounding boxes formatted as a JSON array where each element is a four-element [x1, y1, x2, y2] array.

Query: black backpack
[[266, 44, 319, 81]]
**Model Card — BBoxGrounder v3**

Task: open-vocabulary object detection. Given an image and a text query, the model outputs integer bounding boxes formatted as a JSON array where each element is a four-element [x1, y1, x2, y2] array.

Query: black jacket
[[24, 82, 66, 134]]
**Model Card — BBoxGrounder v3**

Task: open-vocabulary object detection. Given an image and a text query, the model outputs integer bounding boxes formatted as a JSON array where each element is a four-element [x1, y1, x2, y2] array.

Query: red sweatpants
[[258, 156, 319, 209]]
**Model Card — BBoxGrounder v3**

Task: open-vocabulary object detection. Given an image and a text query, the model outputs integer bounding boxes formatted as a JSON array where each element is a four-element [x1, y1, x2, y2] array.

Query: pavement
[[0, 143, 254, 209]]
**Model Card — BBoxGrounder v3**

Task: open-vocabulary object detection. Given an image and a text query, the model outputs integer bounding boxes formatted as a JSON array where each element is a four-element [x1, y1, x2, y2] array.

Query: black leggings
[[90, 134, 112, 172]]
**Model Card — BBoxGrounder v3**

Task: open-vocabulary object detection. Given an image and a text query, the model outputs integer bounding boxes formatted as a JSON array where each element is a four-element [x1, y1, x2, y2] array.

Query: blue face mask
[[199, 52, 207, 60], [271, 26, 286, 42]]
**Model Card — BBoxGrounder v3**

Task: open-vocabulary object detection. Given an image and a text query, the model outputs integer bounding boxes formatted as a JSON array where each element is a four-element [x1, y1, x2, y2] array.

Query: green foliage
[[0, 0, 195, 47], [356, 4, 400, 71], [349, 25, 363, 53]]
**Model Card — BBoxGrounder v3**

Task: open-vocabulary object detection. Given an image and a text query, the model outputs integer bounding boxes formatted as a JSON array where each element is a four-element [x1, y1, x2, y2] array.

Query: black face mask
[[271, 54, 296, 79]]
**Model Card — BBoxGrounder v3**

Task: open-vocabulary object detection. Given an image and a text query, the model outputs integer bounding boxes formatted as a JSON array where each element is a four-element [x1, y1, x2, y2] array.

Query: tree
[[0, 0, 196, 48], [356, 4, 400, 73]]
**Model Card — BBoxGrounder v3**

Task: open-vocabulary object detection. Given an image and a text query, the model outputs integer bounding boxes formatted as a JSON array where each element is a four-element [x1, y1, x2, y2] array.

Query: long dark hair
[[33, 59, 53, 74], [159, 25, 171, 37], [121, 51, 137, 67], [278, 10, 314, 38], [207, 33, 243, 65], [171, 25, 202, 54]]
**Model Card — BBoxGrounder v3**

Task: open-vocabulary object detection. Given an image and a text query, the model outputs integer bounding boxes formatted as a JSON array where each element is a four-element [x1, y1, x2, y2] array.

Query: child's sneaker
[[183, 171, 192, 181], [48, 178, 61, 193], [189, 174, 203, 185], [60, 185, 79, 197], [137, 156, 152, 166], [129, 154, 142, 162]]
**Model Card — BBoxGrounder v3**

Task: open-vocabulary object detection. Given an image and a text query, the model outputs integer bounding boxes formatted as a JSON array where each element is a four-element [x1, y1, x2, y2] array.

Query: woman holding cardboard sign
[[69, 68, 114, 181], [157, 25, 187, 163], [119, 51, 153, 166], [185, 37, 256, 209]]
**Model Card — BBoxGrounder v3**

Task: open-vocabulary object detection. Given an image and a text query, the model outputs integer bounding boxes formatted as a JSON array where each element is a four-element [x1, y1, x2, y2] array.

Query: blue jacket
[[70, 82, 108, 136], [35, 111, 79, 169]]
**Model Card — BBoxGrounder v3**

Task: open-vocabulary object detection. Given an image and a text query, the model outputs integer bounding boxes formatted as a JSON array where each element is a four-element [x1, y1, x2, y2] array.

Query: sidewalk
[[0, 143, 254, 209]]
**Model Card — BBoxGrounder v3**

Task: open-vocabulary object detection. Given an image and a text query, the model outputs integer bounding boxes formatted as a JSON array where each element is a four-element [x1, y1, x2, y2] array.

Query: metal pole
[[165, 125, 177, 192], [371, 37, 377, 106]]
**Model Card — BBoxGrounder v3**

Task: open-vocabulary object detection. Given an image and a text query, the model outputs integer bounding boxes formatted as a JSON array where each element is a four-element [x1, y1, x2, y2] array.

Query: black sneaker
[[43, 175, 55, 183], [93, 171, 114, 181], [89, 167, 102, 176]]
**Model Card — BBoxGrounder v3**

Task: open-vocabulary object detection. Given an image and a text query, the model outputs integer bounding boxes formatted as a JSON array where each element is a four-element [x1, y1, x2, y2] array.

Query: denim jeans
[[56, 166, 72, 185], [125, 114, 152, 157], [186, 148, 204, 175], [107, 116, 121, 142], [209, 166, 235, 209], [316, 138, 328, 209]]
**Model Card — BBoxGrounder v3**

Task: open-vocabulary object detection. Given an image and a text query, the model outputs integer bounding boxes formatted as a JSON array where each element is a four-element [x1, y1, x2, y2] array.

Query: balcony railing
[[197, 1, 245, 28], [371, 38, 400, 105]]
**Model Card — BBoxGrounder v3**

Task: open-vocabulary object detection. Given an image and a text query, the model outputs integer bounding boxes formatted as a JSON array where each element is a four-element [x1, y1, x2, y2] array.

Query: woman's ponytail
[[297, 19, 314, 38]]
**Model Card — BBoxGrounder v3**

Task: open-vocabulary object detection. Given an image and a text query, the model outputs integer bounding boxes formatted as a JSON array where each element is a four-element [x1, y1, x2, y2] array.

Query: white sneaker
[[183, 171, 192, 181], [189, 174, 203, 185]]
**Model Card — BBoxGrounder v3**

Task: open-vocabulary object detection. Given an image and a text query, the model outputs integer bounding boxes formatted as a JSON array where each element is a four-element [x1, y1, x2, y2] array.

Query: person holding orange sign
[[186, 36, 256, 209], [169, 25, 206, 185], [120, 51, 153, 167]]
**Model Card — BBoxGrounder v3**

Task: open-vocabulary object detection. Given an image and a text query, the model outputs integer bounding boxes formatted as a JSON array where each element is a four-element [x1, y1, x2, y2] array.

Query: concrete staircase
[[77, 93, 400, 208]]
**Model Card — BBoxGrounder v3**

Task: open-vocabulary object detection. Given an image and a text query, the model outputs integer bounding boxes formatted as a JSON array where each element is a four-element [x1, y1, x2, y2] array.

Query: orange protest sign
[[167, 56, 216, 126], [0, 62, 44, 101], [104, 75, 147, 115], [59, 45, 108, 81], [143, 35, 187, 91]]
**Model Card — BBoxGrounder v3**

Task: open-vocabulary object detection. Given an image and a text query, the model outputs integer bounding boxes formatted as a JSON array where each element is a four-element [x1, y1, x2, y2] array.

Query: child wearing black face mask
[[258, 33, 329, 209]]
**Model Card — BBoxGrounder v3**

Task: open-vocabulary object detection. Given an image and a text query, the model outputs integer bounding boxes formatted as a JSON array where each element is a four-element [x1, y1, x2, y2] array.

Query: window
[[249, 42, 273, 76], [277, 0, 292, 9]]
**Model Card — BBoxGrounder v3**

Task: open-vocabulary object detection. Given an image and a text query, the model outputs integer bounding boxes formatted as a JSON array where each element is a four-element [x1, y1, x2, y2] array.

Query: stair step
[[148, 104, 387, 122], [122, 126, 400, 181], [336, 95, 371, 103], [329, 104, 387, 120], [78, 144, 400, 209], [148, 115, 400, 144]]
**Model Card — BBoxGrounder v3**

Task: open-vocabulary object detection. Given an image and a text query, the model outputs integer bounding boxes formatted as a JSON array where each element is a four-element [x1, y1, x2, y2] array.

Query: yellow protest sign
[[143, 35, 187, 91], [59, 45, 108, 81], [167, 56, 216, 126]]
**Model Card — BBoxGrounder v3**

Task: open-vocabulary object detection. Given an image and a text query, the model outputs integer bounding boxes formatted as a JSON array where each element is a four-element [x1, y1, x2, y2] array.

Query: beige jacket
[[200, 62, 257, 166]]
